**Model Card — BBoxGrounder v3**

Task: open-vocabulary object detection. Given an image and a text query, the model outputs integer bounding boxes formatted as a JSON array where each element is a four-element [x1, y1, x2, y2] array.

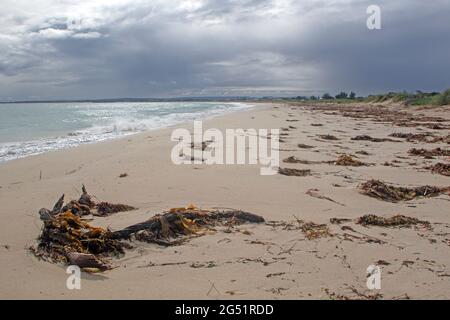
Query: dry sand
[[0, 102, 449, 299]]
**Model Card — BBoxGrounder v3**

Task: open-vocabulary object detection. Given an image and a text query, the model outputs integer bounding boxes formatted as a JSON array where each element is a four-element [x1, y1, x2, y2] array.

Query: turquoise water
[[0, 101, 252, 162]]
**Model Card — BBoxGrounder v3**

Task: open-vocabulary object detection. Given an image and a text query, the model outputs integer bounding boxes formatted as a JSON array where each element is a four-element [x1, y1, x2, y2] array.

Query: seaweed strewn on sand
[[427, 163, 450, 176], [32, 193, 265, 272], [357, 214, 430, 228], [278, 167, 311, 176], [408, 148, 450, 158], [359, 180, 450, 202]]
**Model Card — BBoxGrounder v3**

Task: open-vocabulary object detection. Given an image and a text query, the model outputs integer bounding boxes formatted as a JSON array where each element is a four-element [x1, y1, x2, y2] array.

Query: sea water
[[0, 101, 253, 162]]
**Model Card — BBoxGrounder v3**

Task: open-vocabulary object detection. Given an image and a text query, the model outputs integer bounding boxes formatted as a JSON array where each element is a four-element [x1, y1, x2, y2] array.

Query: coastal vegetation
[[285, 88, 450, 106]]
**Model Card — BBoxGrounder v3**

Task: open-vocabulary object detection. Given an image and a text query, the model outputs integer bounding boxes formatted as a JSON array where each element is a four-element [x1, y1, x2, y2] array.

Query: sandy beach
[[0, 102, 449, 299]]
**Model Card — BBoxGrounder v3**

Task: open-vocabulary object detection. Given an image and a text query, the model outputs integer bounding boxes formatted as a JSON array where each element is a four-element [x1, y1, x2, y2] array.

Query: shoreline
[[0, 102, 449, 299], [0, 102, 262, 165]]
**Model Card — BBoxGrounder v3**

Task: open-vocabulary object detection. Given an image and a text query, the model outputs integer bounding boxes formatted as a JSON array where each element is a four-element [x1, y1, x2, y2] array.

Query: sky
[[0, 0, 449, 100]]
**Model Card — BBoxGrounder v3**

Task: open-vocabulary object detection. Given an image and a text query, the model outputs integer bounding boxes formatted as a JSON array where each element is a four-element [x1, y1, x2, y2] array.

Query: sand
[[0, 102, 449, 299]]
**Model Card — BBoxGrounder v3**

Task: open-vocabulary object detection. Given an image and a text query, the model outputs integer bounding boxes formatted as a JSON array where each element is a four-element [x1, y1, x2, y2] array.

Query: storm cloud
[[0, 0, 449, 100]]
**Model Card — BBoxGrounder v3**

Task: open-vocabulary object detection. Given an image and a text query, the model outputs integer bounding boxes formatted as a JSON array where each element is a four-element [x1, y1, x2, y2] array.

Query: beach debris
[[297, 143, 315, 149], [119, 173, 128, 178], [67, 252, 111, 271], [96, 202, 135, 216], [351, 135, 398, 143], [53, 185, 136, 217], [311, 123, 323, 127], [278, 167, 311, 177], [389, 132, 434, 142], [330, 218, 352, 225], [300, 221, 332, 240], [334, 154, 367, 166], [306, 189, 345, 206], [429, 134, 450, 144], [358, 179, 450, 202], [33, 196, 265, 270], [357, 214, 430, 229], [427, 163, 450, 176], [32, 210, 125, 267], [318, 134, 340, 141], [112, 207, 265, 243], [283, 156, 321, 165], [408, 148, 450, 158]]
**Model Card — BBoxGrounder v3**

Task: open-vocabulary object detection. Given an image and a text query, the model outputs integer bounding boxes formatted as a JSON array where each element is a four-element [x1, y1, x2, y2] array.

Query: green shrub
[[433, 89, 450, 106]]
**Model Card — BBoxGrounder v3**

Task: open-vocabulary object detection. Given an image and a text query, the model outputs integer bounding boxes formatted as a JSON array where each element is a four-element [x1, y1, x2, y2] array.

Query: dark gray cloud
[[0, 0, 449, 100]]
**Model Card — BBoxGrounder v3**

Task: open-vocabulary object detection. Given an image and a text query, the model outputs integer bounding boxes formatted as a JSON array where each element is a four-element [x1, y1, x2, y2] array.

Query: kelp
[[334, 154, 367, 166], [427, 163, 450, 176], [408, 148, 450, 158], [389, 132, 434, 142], [32, 211, 125, 268], [38, 185, 136, 218], [32, 194, 265, 271], [278, 167, 311, 176], [351, 135, 398, 143], [357, 214, 430, 228], [359, 179, 450, 202], [297, 143, 315, 149], [318, 134, 340, 141], [300, 221, 332, 240]]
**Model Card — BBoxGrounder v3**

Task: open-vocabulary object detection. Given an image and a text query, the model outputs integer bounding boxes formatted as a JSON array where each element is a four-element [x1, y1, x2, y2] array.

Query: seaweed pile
[[318, 134, 340, 141], [297, 143, 315, 149], [408, 148, 450, 158], [32, 211, 125, 269], [427, 163, 450, 176], [38, 185, 136, 219], [389, 132, 434, 142], [359, 180, 450, 202], [300, 221, 332, 240], [351, 135, 398, 143], [357, 214, 430, 228], [334, 154, 367, 166], [32, 191, 265, 271], [278, 167, 311, 176]]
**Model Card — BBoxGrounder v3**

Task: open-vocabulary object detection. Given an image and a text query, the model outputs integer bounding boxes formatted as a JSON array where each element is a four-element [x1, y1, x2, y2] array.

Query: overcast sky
[[0, 0, 449, 100]]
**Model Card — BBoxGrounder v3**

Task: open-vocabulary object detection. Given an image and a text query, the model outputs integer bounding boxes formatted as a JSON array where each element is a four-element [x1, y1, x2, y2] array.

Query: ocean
[[0, 101, 253, 162]]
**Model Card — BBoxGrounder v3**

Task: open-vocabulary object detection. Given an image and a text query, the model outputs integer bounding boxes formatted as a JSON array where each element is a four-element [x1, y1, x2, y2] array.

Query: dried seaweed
[[318, 134, 340, 141], [278, 167, 311, 176], [297, 143, 315, 149], [283, 156, 321, 164], [359, 179, 449, 202], [427, 163, 450, 176], [351, 135, 398, 143], [389, 132, 434, 142], [300, 221, 332, 240], [357, 214, 430, 228], [32, 211, 125, 267], [408, 148, 450, 158], [32, 198, 265, 270], [47, 185, 136, 217], [334, 154, 367, 166]]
